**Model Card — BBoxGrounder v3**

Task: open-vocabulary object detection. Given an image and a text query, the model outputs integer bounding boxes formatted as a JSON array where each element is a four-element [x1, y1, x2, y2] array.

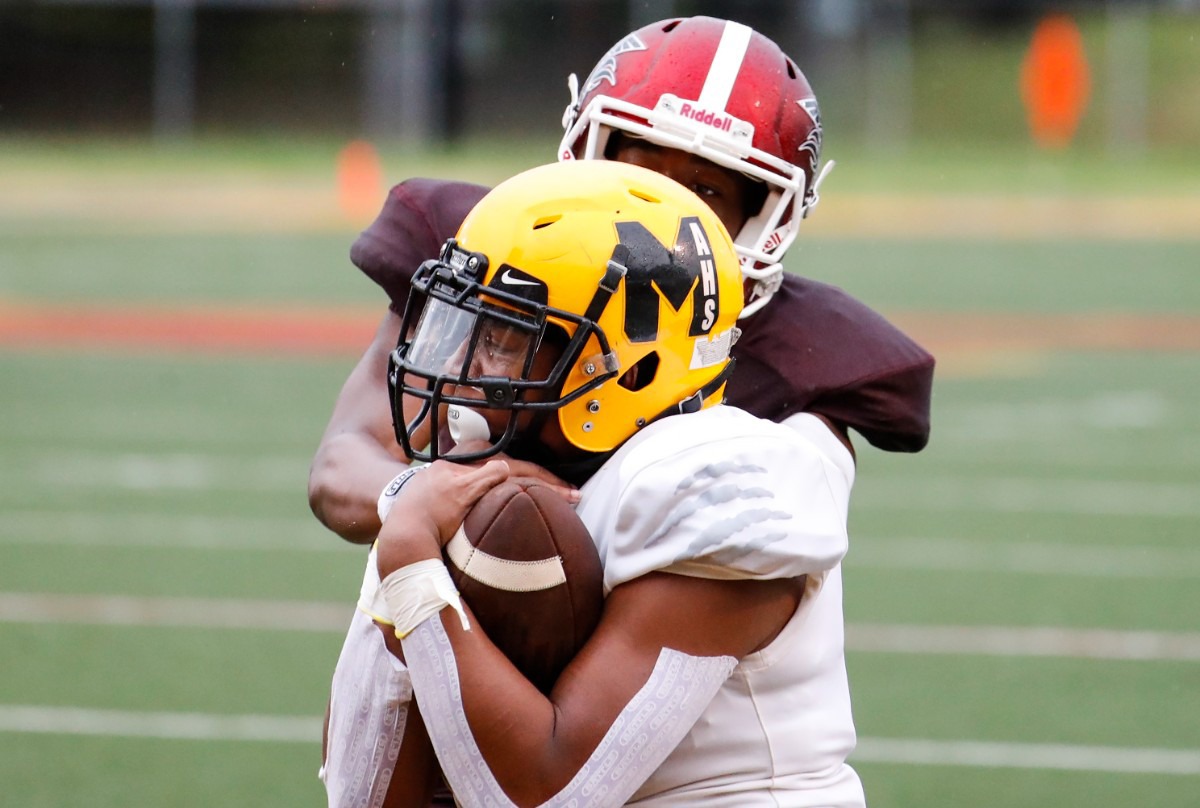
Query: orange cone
[[336, 140, 385, 223], [1021, 15, 1092, 149]]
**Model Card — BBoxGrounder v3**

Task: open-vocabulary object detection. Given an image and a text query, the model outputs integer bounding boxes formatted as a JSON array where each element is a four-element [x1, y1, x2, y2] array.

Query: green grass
[[0, 134, 554, 190], [3, 226, 1198, 314], [2, 623, 339, 714], [0, 232, 364, 304], [3, 734, 322, 808], [856, 764, 1195, 808], [851, 654, 1197, 748], [1, 140, 1198, 806], [4, 132, 1200, 195], [804, 239, 1200, 313]]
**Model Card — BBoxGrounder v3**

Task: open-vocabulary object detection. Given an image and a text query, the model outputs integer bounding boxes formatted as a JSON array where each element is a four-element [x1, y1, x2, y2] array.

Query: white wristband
[[381, 558, 470, 638], [377, 465, 428, 524]]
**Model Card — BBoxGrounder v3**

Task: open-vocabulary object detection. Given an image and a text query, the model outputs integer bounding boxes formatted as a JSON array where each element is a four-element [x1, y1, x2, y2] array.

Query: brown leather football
[[446, 480, 603, 694]]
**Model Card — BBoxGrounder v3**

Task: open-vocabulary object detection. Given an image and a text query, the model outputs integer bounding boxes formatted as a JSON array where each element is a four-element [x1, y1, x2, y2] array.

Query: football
[[445, 480, 603, 694]]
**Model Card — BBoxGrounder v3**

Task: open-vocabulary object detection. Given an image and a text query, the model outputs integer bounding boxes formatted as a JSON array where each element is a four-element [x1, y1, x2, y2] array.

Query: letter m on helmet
[[615, 217, 720, 343]]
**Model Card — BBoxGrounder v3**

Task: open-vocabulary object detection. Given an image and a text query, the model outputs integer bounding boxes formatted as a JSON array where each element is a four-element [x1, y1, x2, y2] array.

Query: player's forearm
[[309, 431, 410, 543], [380, 696, 442, 808], [404, 614, 586, 805], [403, 614, 734, 807]]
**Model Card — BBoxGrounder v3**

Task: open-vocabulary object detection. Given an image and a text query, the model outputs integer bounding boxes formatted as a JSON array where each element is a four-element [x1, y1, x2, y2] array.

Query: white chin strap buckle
[[447, 404, 492, 446]]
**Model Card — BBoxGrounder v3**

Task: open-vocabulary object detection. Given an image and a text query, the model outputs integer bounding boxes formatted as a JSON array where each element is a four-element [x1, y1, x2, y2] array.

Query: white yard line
[[2, 592, 1198, 661], [859, 477, 1200, 518], [2, 704, 1197, 776], [850, 536, 1200, 579], [26, 452, 305, 492], [0, 705, 320, 744], [852, 737, 1200, 776], [0, 510, 345, 553], [0, 593, 351, 633], [846, 623, 1200, 662], [0, 451, 304, 494], [6, 510, 1199, 582], [9, 448, 1199, 517]]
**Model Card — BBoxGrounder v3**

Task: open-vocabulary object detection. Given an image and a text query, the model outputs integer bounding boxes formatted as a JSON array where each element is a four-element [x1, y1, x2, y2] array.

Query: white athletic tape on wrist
[[381, 558, 470, 638], [377, 465, 428, 524], [403, 618, 737, 807]]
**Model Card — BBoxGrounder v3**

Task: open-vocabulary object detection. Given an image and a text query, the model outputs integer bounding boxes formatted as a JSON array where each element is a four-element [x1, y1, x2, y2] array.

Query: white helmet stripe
[[697, 21, 753, 112]]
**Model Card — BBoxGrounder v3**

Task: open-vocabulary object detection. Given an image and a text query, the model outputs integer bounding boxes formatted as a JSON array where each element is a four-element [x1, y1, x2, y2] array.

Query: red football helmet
[[559, 16, 832, 316]]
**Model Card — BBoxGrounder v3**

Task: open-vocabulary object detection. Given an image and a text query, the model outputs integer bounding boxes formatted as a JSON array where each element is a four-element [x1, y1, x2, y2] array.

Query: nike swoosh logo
[[499, 270, 539, 286]]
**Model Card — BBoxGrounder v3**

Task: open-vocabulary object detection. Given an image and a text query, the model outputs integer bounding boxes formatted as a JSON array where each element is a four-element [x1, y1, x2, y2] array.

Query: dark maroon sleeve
[[726, 274, 935, 453], [349, 178, 491, 312]]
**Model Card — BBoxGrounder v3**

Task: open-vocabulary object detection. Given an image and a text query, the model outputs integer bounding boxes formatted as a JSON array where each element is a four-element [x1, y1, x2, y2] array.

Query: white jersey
[[574, 406, 864, 807], [337, 406, 863, 807]]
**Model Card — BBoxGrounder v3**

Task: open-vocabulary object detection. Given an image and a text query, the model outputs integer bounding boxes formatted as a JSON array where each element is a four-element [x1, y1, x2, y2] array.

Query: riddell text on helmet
[[678, 102, 733, 132]]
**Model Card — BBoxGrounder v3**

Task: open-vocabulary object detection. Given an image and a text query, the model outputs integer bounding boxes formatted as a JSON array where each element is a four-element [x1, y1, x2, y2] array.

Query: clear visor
[[407, 297, 537, 383]]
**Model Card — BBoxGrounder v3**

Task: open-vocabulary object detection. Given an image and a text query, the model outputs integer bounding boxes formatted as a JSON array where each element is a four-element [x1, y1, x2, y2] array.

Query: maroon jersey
[[352, 179, 934, 452]]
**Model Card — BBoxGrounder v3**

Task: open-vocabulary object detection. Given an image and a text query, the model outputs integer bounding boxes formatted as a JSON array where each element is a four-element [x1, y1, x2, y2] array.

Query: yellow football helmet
[[389, 160, 744, 463]]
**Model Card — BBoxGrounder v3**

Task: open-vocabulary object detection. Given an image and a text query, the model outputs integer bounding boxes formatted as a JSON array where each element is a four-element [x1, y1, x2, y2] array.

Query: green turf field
[[1, 138, 1198, 806]]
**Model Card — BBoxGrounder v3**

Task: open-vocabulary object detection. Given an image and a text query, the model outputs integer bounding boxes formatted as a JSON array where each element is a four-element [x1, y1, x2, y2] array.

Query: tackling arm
[[309, 309, 412, 543], [308, 309, 581, 544]]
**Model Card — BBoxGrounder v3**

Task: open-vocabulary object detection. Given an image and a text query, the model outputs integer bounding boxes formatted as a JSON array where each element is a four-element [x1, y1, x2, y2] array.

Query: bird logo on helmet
[[559, 16, 835, 316], [387, 160, 744, 464], [577, 33, 647, 99]]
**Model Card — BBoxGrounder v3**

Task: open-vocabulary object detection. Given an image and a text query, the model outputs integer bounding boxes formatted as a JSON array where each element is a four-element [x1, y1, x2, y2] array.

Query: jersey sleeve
[[349, 178, 490, 312], [590, 409, 851, 592], [726, 273, 935, 453]]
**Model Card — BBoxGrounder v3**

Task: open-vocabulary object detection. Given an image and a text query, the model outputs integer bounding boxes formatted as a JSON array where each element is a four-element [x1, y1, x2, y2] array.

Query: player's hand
[[377, 458, 510, 575], [394, 457, 511, 543], [451, 441, 581, 505], [503, 458, 581, 505]]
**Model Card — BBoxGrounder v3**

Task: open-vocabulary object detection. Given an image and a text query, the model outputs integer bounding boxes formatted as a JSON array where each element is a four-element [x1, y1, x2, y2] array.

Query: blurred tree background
[[1, 0, 1198, 157]]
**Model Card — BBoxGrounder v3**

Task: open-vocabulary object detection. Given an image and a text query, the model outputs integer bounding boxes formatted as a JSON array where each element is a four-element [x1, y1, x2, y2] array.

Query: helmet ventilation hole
[[618, 352, 660, 392], [533, 215, 562, 230], [629, 189, 661, 205]]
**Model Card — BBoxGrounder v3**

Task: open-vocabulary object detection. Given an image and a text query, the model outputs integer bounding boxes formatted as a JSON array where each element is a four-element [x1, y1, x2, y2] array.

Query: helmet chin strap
[[803, 159, 836, 218], [740, 158, 836, 319], [562, 73, 581, 130]]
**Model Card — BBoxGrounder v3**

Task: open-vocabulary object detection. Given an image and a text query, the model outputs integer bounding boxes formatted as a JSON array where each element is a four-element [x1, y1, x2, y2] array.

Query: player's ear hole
[[618, 352, 659, 392]]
